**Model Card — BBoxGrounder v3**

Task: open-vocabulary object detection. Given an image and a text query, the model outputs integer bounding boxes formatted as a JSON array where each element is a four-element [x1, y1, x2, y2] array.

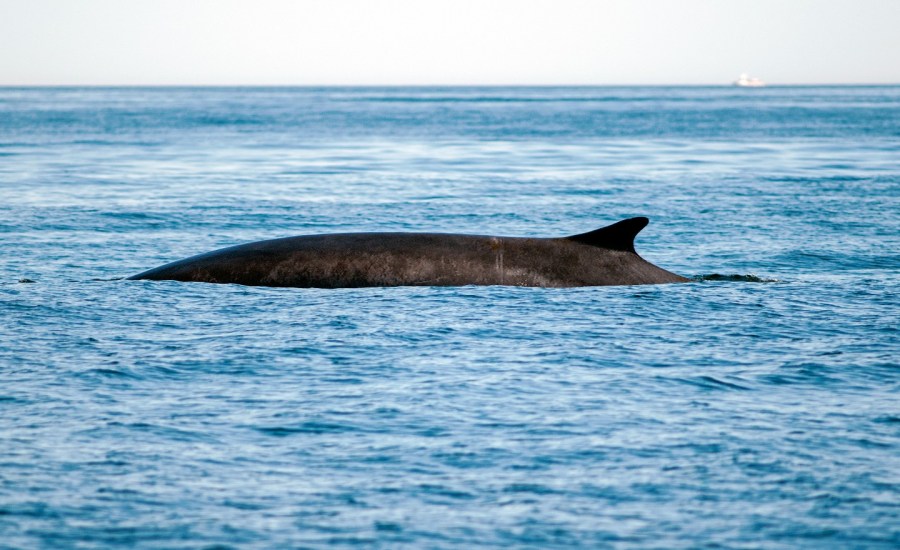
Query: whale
[[127, 217, 689, 288]]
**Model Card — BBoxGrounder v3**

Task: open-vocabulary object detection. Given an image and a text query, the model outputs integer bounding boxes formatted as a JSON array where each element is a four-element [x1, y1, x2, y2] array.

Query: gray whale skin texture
[[128, 217, 689, 288]]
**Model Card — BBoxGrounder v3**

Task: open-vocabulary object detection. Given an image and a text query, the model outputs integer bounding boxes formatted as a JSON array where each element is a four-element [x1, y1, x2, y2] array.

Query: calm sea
[[1, 86, 898, 548]]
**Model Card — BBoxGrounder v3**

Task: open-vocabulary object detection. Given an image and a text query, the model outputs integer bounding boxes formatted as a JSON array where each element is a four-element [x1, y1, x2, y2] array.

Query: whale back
[[128, 216, 689, 287]]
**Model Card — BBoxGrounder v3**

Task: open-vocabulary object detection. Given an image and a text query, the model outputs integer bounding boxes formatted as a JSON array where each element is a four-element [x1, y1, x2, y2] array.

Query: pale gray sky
[[1, 0, 897, 85]]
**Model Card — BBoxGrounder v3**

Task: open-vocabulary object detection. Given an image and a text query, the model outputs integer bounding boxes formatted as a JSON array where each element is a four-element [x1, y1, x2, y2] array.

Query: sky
[[0, 0, 897, 86]]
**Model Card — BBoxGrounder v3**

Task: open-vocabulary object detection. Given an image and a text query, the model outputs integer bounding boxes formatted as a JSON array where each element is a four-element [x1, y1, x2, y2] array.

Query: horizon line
[[1, 82, 899, 88]]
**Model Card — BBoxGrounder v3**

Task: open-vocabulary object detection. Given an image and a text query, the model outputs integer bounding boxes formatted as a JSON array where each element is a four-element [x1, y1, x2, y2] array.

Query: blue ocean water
[[0, 86, 898, 548]]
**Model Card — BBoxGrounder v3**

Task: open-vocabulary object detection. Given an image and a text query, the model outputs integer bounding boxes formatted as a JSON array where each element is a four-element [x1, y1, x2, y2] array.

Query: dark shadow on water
[[693, 273, 779, 283]]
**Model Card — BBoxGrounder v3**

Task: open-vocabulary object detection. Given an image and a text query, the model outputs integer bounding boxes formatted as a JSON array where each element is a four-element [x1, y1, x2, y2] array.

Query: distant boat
[[734, 73, 765, 87]]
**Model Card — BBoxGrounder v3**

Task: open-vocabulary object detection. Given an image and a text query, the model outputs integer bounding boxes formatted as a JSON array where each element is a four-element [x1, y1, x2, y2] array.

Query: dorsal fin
[[565, 217, 649, 253]]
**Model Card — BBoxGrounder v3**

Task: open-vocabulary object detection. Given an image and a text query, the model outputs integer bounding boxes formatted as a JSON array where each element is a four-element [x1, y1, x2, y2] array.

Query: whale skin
[[128, 217, 689, 288]]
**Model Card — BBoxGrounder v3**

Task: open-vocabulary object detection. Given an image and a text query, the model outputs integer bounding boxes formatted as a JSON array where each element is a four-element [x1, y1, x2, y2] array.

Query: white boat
[[734, 73, 765, 87]]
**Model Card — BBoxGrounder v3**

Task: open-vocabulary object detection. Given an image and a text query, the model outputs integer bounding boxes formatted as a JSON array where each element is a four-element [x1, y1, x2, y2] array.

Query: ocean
[[1, 86, 898, 548]]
